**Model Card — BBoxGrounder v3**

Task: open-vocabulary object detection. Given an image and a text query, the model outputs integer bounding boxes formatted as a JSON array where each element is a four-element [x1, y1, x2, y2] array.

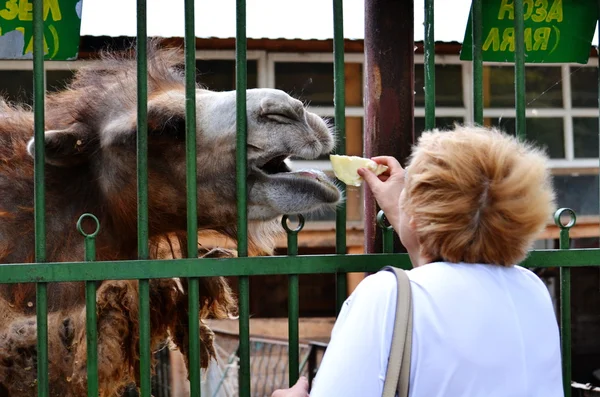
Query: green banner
[[460, 0, 598, 64], [0, 0, 82, 60]]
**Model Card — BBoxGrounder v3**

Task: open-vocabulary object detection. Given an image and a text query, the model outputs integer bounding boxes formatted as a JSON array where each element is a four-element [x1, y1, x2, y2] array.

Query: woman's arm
[[271, 377, 310, 397]]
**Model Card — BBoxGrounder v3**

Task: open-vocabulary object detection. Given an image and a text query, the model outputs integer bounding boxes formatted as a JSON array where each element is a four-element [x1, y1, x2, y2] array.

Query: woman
[[272, 125, 563, 397]]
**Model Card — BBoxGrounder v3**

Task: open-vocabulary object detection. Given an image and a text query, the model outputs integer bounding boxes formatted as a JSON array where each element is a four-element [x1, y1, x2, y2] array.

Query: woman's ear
[[409, 216, 417, 231]]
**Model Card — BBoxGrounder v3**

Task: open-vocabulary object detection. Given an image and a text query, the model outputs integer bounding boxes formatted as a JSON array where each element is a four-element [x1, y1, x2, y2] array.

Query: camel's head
[[24, 46, 341, 239], [194, 88, 341, 220]]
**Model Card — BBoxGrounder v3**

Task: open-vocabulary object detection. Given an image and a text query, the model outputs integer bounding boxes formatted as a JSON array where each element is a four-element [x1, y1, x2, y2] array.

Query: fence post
[[77, 214, 100, 396], [333, 0, 348, 315], [32, 0, 48, 393], [364, 0, 415, 255], [282, 215, 305, 386], [555, 208, 576, 397], [183, 0, 202, 394], [235, 1, 251, 395]]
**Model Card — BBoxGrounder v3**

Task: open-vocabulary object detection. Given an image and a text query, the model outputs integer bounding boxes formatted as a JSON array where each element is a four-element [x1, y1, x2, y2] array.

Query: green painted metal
[[235, 0, 251, 395], [188, 278, 201, 394], [333, 0, 347, 315], [555, 208, 575, 397], [0, 254, 410, 283], [461, 0, 598, 64], [184, 0, 201, 395], [136, 0, 149, 261], [514, 0, 526, 140], [238, 277, 251, 396], [77, 214, 100, 397], [2, 250, 600, 284], [138, 279, 151, 397], [32, 0, 48, 394], [471, 0, 484, 124], [0, 0, 83, 60], [283, 215, 304, 386], [377, 211, 395, 254], [185, 0, 199, 260], [135, 0, 151, 395], [424, 0, 436, 130]]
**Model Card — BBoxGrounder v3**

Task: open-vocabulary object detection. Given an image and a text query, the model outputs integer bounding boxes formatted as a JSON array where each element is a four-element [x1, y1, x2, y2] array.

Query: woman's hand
[[358, 156, 406, 230], [271, 377, 310, 397]]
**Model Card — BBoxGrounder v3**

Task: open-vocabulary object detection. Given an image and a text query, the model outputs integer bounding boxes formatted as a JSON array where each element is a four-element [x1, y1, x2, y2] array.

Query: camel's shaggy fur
[[0, 41, 340, 396]]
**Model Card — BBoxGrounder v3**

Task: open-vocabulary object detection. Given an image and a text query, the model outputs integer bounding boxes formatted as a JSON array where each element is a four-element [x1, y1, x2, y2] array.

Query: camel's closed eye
[[264, 113, 296, 124]]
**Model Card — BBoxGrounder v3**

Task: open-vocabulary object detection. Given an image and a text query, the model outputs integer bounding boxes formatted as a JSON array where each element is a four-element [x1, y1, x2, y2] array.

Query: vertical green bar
[[424, 0, 435, 130], [32, 0, 48, 395], [235, 0, 250, 396], [136, 0, 151, 395], [288, 273, 299, 385], [554, 208, 574, 397], [83, 233, 98, 397], [184, 0, 198, 259], [513, 0, 526, 140], [471, 0, 483, 124], [184, 0, 201, 395], [559, 228, 571, 397], [283, 216, 303, 386], [333, 0, 347, 315], [382, 228, 394, 254], [378, 211, 394, 254]]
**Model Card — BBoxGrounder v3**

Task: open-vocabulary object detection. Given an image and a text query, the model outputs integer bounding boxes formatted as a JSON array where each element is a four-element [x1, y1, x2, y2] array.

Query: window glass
[[490, 117, 564, 158], [573, 117, 599, 158], [487, 66, 562, 108], [414, 64, 463, 107], [571, 67, 598, 108], [0, 70, 33, 105], [414, 117, 464, 140], [553, 174, 599, 215], [275, 62, 333, 106], [196, 60, 258, 91]]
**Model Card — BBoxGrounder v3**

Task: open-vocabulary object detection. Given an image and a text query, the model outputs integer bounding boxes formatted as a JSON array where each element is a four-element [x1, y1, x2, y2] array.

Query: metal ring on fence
[[553, 208, 576, 230], [77, 213, 101, 238], [376, 210, 394, 231], [281, 214, 305, 233]]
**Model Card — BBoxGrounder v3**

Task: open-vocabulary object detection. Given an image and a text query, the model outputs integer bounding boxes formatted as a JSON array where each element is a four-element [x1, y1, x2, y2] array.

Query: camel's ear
[[26, 124, 95, 167], [147, 91, 187, 140]]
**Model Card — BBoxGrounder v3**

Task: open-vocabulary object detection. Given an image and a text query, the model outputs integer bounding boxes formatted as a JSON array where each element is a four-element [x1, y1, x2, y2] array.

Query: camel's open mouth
[[259, 155, 291, 174], [253, 153, 340, 200], [256, 155, 334, 186]]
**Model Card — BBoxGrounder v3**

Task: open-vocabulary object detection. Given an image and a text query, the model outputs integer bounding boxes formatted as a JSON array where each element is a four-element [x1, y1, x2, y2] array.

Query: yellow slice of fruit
[[330, 154, 389, 186]]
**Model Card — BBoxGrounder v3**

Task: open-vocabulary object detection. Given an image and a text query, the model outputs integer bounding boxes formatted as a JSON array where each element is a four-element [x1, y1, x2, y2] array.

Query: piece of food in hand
[[330, 154, 389, 186]]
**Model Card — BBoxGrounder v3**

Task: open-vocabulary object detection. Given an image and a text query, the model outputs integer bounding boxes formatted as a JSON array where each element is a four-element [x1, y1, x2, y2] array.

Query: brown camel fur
[[0, 41, 341, 396]]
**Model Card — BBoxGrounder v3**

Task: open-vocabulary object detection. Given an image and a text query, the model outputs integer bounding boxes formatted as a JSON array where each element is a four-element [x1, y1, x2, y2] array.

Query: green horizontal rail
[[1, 250, 600, 285]]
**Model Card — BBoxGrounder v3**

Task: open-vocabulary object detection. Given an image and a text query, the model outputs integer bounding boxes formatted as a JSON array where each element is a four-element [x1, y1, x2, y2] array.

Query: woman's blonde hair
[[403, 124, 556, 266]]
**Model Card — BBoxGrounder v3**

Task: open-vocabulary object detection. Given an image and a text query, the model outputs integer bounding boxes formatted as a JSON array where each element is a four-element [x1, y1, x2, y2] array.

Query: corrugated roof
[[80, 0, 598, 44]]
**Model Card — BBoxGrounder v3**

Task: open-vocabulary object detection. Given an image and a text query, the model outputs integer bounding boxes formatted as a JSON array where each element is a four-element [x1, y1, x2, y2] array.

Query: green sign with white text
[[460, 0, 598, 64], [0, 0, 83, 60]]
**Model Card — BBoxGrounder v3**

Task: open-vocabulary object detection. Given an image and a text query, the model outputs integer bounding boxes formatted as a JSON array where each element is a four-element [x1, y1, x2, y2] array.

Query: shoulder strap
[[381, 266, 413, 397]]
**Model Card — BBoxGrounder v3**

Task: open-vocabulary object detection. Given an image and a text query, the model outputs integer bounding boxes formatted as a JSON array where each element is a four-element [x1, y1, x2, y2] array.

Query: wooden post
[[364, 0, 415, 254]]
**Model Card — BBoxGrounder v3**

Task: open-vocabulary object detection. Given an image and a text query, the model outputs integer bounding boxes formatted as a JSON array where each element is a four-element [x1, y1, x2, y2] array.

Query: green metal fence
[[0, 0, 598, 396]]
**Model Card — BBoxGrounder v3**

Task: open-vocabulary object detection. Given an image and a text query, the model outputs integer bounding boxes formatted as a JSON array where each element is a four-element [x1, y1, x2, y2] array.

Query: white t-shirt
[[309, 262, 563, 397]]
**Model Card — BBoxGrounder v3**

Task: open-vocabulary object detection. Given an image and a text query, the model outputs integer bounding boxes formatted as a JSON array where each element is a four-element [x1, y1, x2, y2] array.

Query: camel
[[0, 42, 341, 396]]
